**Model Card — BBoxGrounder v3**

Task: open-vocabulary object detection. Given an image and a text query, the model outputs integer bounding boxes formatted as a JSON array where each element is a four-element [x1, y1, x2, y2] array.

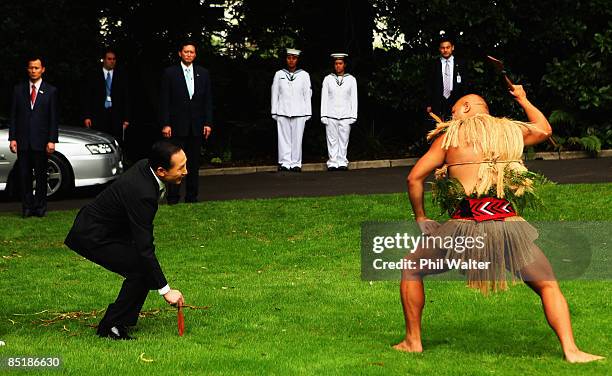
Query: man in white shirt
[[160, 41, 213, 203], [425, 35, 467, 121], [9, 56, 58, 217], [321, 53, 358, 171], [271, 48, 312, 172], [81, 49, 130, 145]]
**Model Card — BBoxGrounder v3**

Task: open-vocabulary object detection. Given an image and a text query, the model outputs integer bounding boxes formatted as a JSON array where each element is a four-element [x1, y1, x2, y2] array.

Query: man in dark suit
[[82, 48, 130, 145], [9, 56, 58, 217], [160, 41, 213, 204], [64, 140, 186, 340], [425, 36, 467, 121]]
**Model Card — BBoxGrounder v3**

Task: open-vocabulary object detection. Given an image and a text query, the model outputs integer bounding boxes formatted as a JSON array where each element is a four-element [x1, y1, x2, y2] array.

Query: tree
[[0, 0, 100, 123]]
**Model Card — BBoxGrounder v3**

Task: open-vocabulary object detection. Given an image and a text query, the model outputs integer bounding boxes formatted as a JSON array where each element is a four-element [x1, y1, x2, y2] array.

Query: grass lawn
[[0, 183, 610, 375]]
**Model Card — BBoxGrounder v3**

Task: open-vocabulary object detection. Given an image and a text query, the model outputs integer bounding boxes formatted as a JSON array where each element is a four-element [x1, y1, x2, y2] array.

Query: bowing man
[[65, 140, 186, 340]]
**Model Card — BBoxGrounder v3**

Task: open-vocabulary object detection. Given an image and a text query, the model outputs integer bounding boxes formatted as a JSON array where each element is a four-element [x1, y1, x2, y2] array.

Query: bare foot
[[393, 339, 423, 353], [564, 350, 605, 363]]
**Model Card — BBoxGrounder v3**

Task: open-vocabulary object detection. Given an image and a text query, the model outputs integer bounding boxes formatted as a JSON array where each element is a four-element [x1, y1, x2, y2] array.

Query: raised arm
[[510, 85, 553, 146]]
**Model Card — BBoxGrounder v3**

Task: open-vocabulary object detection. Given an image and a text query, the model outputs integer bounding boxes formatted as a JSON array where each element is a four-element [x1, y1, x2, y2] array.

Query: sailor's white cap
[[286, 48, 302, 56], [330, 53, 348, 59]]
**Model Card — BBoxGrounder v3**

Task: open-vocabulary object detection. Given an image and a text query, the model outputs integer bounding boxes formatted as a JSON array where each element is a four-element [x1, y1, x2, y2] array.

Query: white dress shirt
[[440, 55, 454, 93], [181, 62, 195, 99], [102, 67, 114, 81], [29, 79, 42, 109]]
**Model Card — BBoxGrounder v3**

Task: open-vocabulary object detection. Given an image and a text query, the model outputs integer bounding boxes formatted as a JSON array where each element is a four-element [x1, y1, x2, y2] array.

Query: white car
[[0, 120, 123, 198]]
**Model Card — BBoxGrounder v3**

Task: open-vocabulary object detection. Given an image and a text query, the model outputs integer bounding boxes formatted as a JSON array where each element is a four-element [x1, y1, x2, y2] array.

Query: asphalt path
[[1, 158, 611, 213]]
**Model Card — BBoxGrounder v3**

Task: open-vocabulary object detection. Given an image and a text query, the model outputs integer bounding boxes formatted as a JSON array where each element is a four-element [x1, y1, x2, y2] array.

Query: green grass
[[0, 183, 610, 375]]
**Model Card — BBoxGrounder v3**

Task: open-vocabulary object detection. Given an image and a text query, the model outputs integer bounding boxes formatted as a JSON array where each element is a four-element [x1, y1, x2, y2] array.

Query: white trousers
[[325, 119, 352, 168], [277, 116, 307, 168]]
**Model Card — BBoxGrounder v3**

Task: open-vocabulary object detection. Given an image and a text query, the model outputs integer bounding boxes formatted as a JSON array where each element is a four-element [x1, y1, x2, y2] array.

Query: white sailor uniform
[[271, 69, 312, 169], [320, 73, 357, 168]]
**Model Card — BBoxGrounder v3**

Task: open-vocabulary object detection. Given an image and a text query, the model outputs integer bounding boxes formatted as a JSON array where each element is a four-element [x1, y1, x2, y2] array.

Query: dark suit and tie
[[160, 60, 213, 204], [9, 78, 58, 217], [65, 152, 184, 339], [81, 67, 130, 142], [426, 56, 467, 121]]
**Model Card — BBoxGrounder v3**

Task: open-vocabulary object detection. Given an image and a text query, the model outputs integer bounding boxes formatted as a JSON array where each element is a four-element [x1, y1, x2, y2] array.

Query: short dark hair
[[27, 55, 45, 67], [178, 40, 197, 52], [439, 35, 454, 46], [149, 140, 183, 170]]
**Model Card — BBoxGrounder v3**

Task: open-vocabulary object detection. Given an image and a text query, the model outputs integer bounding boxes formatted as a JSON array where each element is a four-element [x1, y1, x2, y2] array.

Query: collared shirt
[[150, 167, 165, 197], [102, 67, 114, 81], [29, 79, 42, 109], [440, 55, 454, 93], [150, 167, 170, 296], [181, 61, 195, 99]]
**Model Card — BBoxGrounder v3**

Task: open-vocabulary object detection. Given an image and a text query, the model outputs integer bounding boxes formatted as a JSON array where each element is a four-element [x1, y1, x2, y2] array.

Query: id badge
[[456, 74, 462, 84]]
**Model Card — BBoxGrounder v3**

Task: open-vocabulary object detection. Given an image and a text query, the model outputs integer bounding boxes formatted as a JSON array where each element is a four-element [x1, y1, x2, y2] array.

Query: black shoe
[[327, 167, 338, 172], [97, 325, 134, 340], [337, 166, 348, 171], [278, 166, 290, 172], [34, 210, 46, 217], [290, 167, 302, 172], [22, 209, 32, 218]]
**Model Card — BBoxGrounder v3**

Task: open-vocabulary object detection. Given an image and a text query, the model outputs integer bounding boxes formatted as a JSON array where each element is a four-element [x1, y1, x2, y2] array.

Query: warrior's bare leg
[[521, 247, 604, 363], [394, 247, 447, 353], [393, 277, 425, 353]]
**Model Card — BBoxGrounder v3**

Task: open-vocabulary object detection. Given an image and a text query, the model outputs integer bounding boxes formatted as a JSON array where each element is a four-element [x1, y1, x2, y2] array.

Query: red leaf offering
[[177, 304, 185, 337]]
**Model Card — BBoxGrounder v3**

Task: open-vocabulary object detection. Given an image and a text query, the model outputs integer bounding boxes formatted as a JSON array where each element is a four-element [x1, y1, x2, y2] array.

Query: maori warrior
[[393, 86, 604, 363]]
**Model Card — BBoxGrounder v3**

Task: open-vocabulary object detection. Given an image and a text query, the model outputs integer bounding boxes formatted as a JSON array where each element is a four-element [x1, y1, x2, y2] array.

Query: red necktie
[[30, 84, 37, 106]]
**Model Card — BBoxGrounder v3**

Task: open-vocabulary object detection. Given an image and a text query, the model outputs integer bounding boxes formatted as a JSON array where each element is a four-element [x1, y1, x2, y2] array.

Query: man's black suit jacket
[[65, 159, 167, 289], [425, 57, 467, 114], [81, 69, 130, 133], [159, 64, 213, 137], [9, 81, 59, 151]]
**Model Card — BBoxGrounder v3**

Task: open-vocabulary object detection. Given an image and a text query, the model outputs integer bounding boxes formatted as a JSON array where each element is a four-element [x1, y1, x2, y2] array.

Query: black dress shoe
[[327, 167, 338, 172], [290, 167, 302, 172], [337, 166, 348, 171], [22, 209, 32, 218], [278, 166, 290, 172], [97, 325, 134, 340]]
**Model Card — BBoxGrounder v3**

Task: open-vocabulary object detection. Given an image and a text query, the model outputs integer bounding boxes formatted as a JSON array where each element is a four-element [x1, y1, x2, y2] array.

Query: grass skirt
[[432, 216, 539, 294]]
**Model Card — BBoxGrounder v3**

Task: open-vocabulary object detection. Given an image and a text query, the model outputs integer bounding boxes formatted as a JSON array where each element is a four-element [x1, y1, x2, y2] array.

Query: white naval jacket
[[271, 69, 312, 118], [320, 73, 358, 124]]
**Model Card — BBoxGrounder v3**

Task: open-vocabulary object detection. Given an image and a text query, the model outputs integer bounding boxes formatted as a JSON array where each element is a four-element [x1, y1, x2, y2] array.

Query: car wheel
[[34, 154, 72, 198]]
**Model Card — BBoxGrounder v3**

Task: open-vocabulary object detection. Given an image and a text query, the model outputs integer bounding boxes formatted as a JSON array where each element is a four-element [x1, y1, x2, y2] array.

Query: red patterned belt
[[451, 197, 516, 222]]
